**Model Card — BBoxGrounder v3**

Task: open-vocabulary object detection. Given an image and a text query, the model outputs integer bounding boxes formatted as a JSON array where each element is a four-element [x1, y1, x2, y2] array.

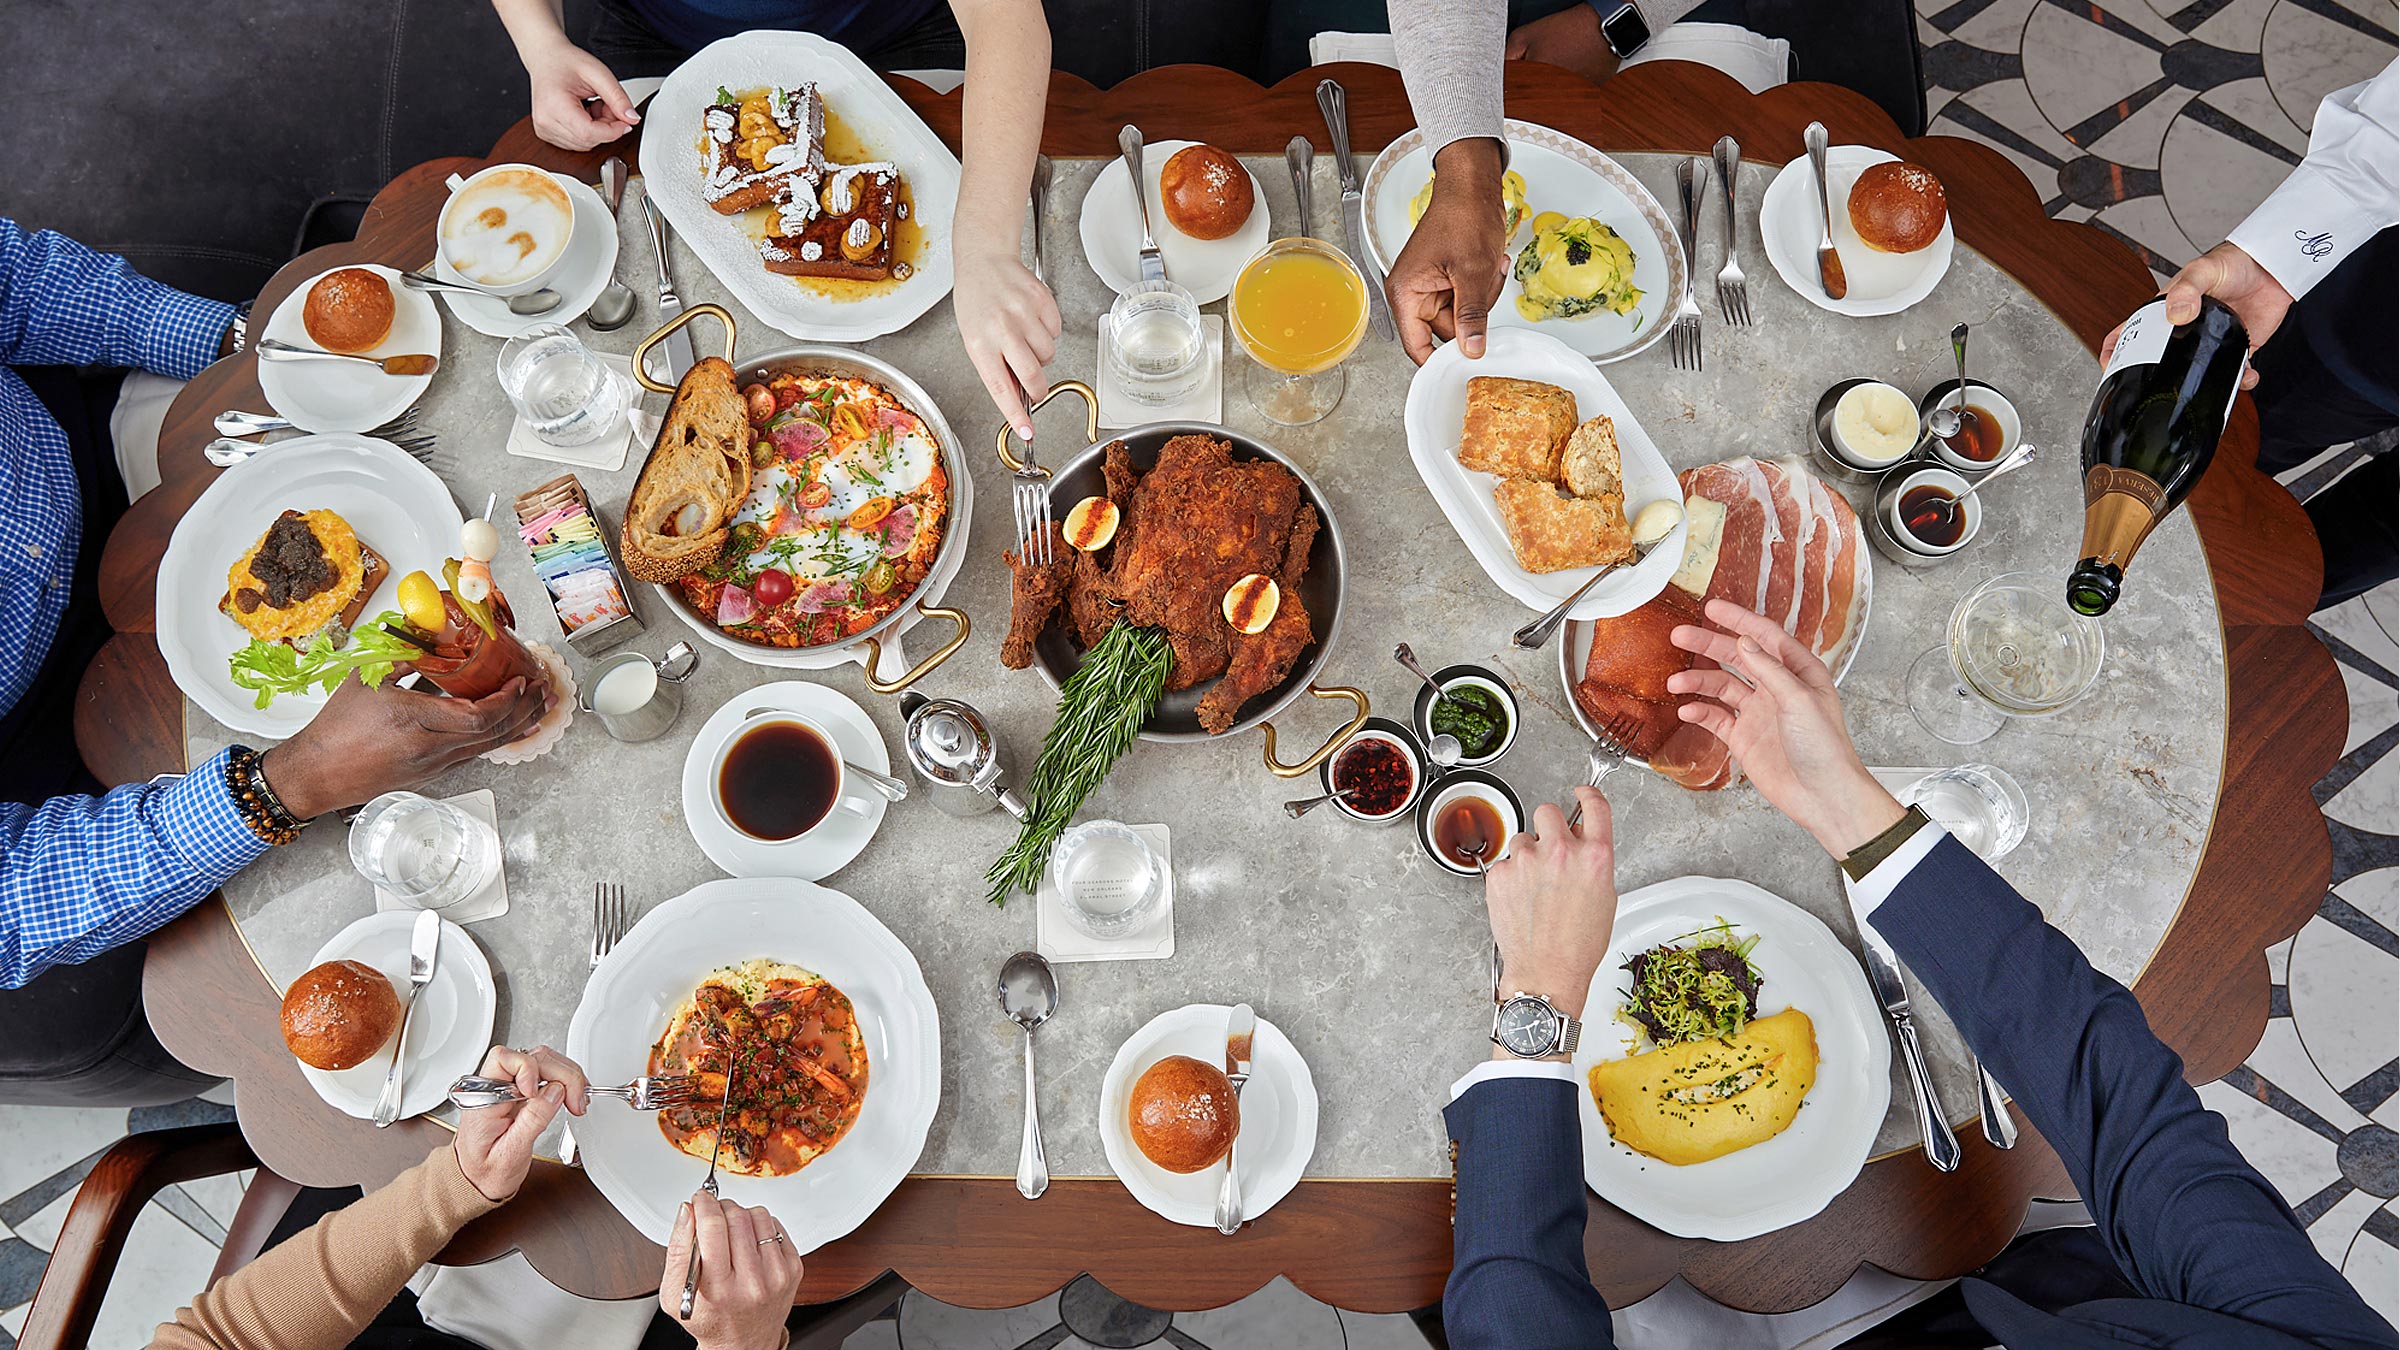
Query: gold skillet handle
[[995, 380, 1101, 472], [629, 302, 737, 393], [1259, 685, 1371, 779], [860, 604, 971, 695]]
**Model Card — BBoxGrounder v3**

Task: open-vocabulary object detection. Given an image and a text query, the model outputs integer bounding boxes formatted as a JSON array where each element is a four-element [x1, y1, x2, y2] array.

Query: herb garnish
[[986, 621, 1172, 904]]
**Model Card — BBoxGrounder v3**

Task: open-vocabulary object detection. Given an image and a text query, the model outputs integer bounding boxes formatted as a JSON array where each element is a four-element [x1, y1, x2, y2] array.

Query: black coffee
[[718, 720, 839, 840]]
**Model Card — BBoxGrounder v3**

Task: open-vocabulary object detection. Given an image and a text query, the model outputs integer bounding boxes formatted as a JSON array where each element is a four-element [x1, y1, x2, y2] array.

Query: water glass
[[497, 323, 627, 446], [1103, 280, 1206, 407], [1047, 819, 1165, 940], [1902, 763, 2029, 860], [348, 791, 502, 911]]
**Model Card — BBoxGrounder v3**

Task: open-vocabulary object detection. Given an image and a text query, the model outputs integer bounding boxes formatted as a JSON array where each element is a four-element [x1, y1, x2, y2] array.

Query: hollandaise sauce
[[1230, 246, 1368, 374], [1512, 215, 1643, 322]]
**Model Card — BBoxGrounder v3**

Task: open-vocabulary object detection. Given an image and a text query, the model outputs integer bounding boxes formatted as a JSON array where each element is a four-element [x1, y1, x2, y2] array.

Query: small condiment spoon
[[998, 952, 1058, 1201], [1394, 642, 1458, 710], [1282, 786, 1357, 819], [1426, 733, 1463, 771], [1916, 442, 2040, 530], [1908, 403, 1963, 461]]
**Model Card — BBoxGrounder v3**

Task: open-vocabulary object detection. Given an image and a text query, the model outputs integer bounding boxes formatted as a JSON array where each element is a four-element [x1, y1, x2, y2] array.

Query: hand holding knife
[[1215, 1003, 1256, 1234]]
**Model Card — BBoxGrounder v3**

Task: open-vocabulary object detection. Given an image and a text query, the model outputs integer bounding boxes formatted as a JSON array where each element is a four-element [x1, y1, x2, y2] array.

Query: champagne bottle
[[2067, 295, 2249, 616]]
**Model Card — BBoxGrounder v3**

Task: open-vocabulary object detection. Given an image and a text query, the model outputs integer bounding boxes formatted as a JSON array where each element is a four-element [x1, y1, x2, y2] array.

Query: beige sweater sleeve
[[152, 1146, 504, 1350]]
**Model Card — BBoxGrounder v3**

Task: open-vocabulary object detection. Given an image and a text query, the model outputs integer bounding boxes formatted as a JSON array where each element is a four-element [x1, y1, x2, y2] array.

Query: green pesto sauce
[[1429, 684, 1509, 758]]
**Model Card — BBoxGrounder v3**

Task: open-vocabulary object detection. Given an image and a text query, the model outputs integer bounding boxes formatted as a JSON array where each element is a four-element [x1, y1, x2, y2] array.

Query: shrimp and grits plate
[[650, 959, 869, 1178]]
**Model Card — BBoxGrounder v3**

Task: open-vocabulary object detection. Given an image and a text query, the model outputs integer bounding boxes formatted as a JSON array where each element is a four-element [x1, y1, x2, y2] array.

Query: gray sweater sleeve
[[1388, 0, 1707, 158]]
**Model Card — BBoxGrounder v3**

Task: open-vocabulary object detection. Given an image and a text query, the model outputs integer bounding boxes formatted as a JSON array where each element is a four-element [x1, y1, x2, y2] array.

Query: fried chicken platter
[[1001, 431, 1339, 736]]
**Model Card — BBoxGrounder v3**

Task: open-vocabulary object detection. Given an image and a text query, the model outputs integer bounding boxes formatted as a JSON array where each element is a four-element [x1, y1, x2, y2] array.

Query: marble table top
[[199, 151, 2224, 1182]]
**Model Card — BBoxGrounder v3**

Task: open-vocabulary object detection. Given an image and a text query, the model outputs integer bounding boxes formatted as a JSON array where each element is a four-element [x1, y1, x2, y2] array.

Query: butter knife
[[372, 910, 442, 1129], [1315, 78, 1395, 343], [640, 193, 698, 385], [1840, 874, 1959, 1172], [1029, 153, 1052, 288], [1116, 125, 1168, 286], [1215, 1003, 1256, 1235], [1803, 122, 1848, 302]]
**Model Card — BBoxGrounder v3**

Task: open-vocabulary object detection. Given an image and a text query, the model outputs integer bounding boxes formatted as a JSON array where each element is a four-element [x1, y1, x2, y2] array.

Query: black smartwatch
[[1589, 1, 1653, 59]]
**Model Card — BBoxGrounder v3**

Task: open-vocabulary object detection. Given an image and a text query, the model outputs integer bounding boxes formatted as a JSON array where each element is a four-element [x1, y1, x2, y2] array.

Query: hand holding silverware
[[451, 1045, 587, 1200], [660, 1193, 804, 1339]]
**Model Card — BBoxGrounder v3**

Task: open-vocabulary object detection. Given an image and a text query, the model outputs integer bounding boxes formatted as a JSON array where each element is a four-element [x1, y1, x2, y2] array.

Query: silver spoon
[[1394, 643, 1459, 711], [584, 158, 638, 331], [1286, 135, 1314, 236], [1907, 403, 1963, 462], [1945, 321, 1984, 451], [1283, 786, 1357, 818], [999, 951, 1058, 1201], [1918, 443, 2040, 528], [396, 268, 563, 317], [1427, 733, 1463, 770], [842, 758, 910, 802]]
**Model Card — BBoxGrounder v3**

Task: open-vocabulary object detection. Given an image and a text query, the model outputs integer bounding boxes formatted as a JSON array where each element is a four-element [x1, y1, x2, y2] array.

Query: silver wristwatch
[[1492, 992, 1581, 1059]]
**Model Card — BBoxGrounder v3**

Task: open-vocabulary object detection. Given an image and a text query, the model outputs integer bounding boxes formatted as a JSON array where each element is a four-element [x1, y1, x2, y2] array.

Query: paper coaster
[[504, 353, 656, 472], [1095, 316, 1223, 429], [482, 640, 577, 764], [1036, 823, 1175, 962], [373, 788, 510, 923]]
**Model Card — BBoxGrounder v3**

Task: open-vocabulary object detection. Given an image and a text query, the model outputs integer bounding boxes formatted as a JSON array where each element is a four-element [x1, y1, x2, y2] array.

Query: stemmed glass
[[1227, 237, 1370, 426], [1907, 571, 2106, 745]]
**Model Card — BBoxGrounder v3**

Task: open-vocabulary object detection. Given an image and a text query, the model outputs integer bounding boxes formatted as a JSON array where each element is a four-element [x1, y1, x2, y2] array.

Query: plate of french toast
[[641, 30, 960, 343]]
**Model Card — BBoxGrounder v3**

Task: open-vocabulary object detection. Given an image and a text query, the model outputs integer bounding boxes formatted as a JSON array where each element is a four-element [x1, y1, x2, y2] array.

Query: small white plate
[[1078, 140, 1273, 305], [1403, 327, 1685, 619], [564, 876, 941, 1251], [1098, 1004, 1318, 1229], [296, 911, 496, 1123], [641, 30, 960, 343], [155, 433, 466, 741], [681, 680, 890, 880], [1758, 147, 1954, 316], [435, 173, 621, 338], [1362, 119, 1684, 365], [257, 264, 439, 434], [1572, 876, 1891, 1241]]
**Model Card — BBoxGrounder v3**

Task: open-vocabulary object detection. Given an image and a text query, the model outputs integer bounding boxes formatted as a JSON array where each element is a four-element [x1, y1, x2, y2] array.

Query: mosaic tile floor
[[1, 9, 2393, 1343]]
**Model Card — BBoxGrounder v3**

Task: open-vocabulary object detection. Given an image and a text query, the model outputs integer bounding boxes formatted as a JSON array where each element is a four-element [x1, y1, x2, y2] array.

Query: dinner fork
[[592, 881, 630, 967], [447, 1073, 701, 1112], [1712, 136, 1754, 328], [1010, 446, 1055, 567], [1564, 713, 1640, 830], [1669, 158, 1706, 372], [204, 412, 437, 467]]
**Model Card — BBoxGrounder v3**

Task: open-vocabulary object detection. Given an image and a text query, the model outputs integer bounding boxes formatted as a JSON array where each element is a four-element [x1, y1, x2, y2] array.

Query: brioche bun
[[1159, 145, 1253, 242], [1128, 1054, 1239, 1172], [1847, 162, 1947, 255], [281, 959, 400, 1071], [302, 268, 396, 353]]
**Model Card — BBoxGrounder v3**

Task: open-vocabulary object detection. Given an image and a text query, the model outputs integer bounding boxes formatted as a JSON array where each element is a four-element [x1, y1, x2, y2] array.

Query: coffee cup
[[711, 710, 876, 843], [438, 164, 575, 296]]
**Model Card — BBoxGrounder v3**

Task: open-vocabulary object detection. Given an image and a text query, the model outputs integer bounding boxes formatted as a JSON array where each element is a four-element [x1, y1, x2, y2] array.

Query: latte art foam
[[441, 169, 572, 286]]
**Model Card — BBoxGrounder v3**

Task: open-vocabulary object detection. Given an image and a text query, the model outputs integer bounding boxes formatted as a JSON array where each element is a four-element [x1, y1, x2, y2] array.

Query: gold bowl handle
[[995, 380, 1101, 472], [860, 604, 971, 695], [630, 302, 737, 393], [1259, 685, 1371, 779]]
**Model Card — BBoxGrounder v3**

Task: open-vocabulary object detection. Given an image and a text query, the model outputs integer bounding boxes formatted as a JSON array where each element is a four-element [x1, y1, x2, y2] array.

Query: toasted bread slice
[[1493, 479, 1635, 574], [1459, 376, 1577, 481], [1561, 415, 1624, 499], [622, 357, 753, 584], [762, 164, 903, 282], [702, 86, 825, 216]]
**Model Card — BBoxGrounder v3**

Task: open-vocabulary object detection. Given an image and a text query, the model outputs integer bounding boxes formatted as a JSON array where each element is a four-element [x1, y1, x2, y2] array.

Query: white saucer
[[257, 264, 439, 434], [1758, 146, 1954, 317], [296, 911, 496, 1123], [1079, 141, 1272, 304], [435, 173, 621, 337], [681, 680, 891, 880], [1098, 1004, 1319, 1229]]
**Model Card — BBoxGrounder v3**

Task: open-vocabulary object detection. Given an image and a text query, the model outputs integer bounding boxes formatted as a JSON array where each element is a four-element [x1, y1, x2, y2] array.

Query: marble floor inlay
[[0, 9, 2394, 1345]]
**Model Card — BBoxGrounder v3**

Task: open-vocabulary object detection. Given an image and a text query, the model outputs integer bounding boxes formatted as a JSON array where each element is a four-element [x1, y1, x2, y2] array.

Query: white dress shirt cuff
[[1846, 819, 1953, 920], [2225, 160, 2392, 302], [1449, 1058, 1577, 1103]]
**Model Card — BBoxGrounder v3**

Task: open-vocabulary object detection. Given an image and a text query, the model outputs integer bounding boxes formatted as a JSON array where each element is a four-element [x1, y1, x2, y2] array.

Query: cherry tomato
[[742, 384, 775, 424], [752, 569, 795, 606], [799, 482, 832, 510]]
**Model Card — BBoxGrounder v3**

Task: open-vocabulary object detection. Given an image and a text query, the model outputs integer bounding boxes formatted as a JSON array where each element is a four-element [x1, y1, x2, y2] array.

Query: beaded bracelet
[[226, 746, 304, 846]]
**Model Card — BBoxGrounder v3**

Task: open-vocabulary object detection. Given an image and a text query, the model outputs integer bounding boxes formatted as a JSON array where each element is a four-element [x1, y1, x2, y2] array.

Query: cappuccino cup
[[438, 165, 574, 296]]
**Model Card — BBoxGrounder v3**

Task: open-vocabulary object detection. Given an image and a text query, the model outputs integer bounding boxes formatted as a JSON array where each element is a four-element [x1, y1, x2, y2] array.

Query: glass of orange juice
[[1228, 237, 1370, 427]]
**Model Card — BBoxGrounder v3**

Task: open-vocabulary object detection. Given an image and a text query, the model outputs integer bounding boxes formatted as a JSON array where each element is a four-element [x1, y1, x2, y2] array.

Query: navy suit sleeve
[[1441, 1076, 1616, 1350], [1874, 836, 2393, 1348]]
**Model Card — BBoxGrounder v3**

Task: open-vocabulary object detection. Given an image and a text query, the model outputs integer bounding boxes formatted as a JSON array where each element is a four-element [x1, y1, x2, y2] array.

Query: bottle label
[[2101, 299, 2172, 381], [2080, 466, 2167, 568], [2083, 464, 2167, 512]]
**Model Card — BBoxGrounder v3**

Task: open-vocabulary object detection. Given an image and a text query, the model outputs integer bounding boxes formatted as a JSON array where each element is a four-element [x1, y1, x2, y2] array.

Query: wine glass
[[1227, 237, 1369, 426], [1907, 571, 2106, 744]]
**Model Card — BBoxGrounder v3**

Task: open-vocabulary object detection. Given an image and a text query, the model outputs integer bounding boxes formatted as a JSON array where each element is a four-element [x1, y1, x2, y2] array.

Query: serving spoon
[[999, 951, 1058, 1200]]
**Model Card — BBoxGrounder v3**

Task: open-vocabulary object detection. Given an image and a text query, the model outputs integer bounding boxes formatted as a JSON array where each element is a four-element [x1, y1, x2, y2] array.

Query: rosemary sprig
[[985, 621, 1172, 905]]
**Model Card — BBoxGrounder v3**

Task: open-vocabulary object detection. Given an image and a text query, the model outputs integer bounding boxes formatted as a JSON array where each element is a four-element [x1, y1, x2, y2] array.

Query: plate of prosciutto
[[1559, 456, 1871, 791]]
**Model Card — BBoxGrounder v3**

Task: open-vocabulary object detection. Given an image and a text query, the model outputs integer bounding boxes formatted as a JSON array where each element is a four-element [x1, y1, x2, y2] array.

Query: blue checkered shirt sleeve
[[0, 747, 268, 988], [0, 218, 235, 377]]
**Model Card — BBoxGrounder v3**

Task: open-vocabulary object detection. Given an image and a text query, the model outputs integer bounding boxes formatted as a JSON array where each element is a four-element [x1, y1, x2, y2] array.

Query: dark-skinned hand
[[1387, 137, 1512, 365], [260, 674, 546, 821]]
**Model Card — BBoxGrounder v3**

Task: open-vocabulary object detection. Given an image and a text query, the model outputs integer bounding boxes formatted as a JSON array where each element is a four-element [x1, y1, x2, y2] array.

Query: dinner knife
[[372, 910, 442, 1129], [641, 192, 698, 386], [1803, 122, 1848, 302], [1215, 1003, 1256, 1235], [1029, 153, 1052, 288], [680, 1061, 738, 1319], [1116, 125, 1169, 286], [1840, 874, 1960, 1172], [1315, 78, 1395, 343]]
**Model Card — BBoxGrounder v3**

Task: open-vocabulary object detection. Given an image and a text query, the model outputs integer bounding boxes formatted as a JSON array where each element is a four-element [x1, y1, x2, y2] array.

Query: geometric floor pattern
[[3, 7, 2396, 1343]]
